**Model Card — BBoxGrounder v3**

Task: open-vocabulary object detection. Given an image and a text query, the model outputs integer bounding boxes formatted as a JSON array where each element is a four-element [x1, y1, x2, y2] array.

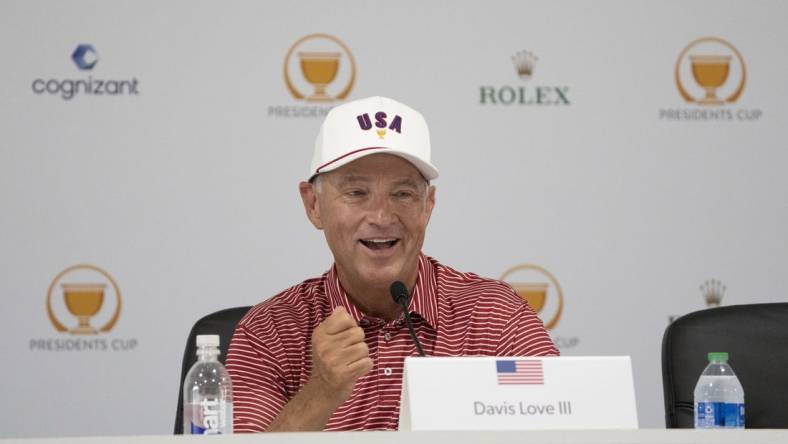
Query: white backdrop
[[1, 0, 786, 438]]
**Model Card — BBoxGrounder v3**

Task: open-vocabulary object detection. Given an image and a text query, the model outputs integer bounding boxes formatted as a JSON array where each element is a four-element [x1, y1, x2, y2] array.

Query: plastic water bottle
[[183, 335, 233, 434], [693, 352, 745, 429]]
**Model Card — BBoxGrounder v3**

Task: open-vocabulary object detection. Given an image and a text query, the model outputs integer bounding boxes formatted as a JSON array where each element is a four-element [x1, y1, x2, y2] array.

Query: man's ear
[[299, 181, 324, 229]]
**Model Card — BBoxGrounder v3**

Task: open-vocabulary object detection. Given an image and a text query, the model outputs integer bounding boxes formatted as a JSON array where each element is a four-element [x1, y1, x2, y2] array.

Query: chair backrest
[[174, 306, 251, 434], [661, 303, 788, 428]]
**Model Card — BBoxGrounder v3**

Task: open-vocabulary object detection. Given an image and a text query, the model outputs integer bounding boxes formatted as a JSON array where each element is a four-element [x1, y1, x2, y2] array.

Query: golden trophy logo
[[500, 264, 564, 330], [46, 264, 121, 334], [284, 33, 356, 102], [675, 37, 746, 105], [700, 279, 725, 307]]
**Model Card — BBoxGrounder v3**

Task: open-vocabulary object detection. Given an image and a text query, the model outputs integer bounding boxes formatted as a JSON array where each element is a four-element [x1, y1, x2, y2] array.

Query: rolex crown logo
[[512, 50, 538, 79], [700, 279, 725, 307]]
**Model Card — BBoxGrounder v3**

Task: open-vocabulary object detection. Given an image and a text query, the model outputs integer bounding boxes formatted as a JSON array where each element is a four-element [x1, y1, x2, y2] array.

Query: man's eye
[[393, 191, 414, 199], [346, 189, 367, 197]]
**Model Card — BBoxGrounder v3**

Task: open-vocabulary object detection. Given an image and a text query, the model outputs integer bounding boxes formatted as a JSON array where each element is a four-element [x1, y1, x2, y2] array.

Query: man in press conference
[[225, 96, 558, 432]]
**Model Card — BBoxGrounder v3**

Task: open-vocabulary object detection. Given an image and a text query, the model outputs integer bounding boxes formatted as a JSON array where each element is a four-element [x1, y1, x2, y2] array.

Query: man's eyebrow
[[334, 175, 370, 187], [392, 177, 423, 188], [332, 174, 426, 189]]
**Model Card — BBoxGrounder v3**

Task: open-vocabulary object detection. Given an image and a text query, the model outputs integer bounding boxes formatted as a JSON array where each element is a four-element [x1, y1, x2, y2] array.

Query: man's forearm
[[266, 381, 345, 431]]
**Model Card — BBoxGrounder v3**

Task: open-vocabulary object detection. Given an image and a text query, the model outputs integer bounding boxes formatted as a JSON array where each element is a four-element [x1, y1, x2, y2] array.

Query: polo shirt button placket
[[383, 332, 392, 342], [383, 367, 393, 376]]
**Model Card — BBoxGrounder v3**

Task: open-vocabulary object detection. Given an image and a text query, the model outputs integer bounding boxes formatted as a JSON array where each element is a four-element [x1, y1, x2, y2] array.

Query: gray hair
[[310, 174, 324, 194], [309, 173, 430, 195]]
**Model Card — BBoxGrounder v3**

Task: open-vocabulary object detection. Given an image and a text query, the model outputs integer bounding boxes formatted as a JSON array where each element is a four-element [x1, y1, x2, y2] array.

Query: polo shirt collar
[[325, 253, 439, 329]]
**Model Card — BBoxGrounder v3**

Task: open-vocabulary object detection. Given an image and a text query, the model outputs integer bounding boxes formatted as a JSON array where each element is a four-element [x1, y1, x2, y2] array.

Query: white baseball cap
[[309, 96, 439, 181]]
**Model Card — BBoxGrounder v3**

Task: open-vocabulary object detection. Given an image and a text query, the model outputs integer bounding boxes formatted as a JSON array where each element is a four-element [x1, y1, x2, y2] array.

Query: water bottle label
[[187, 398, 233, 434], [696, 402, 745, 428], [735, 403, 745, 427]]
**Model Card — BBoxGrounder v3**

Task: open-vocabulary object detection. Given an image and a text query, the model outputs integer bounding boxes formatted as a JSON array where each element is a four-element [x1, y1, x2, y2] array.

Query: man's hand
[[309, 307, 373, 403], [265, 307, 373, 431]]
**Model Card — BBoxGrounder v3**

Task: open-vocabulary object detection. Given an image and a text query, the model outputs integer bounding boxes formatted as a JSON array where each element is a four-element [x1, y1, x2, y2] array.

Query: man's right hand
[[308, 307, 373, 403], [265, 307, 373, 431]]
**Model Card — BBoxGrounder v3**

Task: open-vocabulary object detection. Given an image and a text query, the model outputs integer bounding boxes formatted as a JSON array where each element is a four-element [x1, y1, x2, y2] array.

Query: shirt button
[[384, 367, 393, 376], [359, 320, 369, 326], [384, 332, 392, 341]]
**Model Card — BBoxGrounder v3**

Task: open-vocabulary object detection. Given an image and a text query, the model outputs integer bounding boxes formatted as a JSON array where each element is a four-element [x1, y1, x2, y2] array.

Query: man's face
[[300, 153, 435, 293]]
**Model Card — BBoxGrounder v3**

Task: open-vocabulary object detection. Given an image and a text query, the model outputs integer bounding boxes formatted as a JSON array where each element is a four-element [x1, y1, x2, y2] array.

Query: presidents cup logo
[[284, 34, 355, 102], [46, 264, 121, 334], [660, 37, 761, 121], [31, 44, 140, 100], [500, 264, 564, 329], [675, 38, 745, 106], [480, 49, 571, 106], [270, 34, 356, 118], [500, 264, 578, 350], [31, 264, 138, 352]]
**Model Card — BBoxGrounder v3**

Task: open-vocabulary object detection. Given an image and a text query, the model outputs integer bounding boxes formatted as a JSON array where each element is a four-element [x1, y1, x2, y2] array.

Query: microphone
[[390, 281, 426, 357]]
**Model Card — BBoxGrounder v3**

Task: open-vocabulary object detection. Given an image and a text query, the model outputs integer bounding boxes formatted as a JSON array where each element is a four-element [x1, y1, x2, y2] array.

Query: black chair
[[661, 303, 788, 428], [174, 306, 252, 434]]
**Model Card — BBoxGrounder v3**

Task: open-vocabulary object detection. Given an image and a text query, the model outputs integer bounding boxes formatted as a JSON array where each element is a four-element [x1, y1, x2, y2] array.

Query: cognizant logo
[[72, 44, 99, 70], [31, 44, 140, 100]]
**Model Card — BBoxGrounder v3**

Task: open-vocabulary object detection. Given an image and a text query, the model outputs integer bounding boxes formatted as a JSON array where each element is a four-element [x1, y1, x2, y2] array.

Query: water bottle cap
[[707, 352, 729, 362], [196, 334, 220, 348]]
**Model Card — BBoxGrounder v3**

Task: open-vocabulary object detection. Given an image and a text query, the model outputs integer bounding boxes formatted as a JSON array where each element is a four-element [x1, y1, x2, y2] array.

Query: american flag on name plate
[[496, 359, 544, 385]]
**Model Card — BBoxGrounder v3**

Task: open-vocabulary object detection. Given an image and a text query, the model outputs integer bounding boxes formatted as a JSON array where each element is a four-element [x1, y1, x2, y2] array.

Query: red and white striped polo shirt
[[225, 254, 558, 432]]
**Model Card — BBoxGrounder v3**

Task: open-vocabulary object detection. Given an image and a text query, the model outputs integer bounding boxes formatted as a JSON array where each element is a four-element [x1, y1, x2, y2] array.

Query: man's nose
[[366, 193, 397, 226]]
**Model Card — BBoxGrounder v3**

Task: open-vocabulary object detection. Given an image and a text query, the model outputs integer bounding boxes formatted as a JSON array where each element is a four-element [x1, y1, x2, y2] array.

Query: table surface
[[3, 429, 788, 444]]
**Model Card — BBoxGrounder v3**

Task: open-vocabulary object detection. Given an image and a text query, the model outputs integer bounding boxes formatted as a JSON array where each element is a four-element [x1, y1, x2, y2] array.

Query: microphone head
[[389, 281, 409, 304]]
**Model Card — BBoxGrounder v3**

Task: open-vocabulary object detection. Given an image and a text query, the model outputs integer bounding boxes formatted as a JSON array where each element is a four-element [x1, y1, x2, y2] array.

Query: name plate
[[398, 356, 638, 430]]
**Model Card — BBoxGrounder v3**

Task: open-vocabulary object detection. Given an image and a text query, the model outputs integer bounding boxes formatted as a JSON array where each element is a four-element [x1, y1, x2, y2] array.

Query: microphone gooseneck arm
[[390, 281, 426, 357]]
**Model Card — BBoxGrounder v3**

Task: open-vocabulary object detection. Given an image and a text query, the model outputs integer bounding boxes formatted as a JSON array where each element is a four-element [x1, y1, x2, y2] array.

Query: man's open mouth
[[359, 238, 399, 250]]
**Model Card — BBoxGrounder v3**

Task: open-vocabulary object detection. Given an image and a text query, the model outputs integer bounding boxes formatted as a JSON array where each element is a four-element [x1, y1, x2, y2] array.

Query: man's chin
[[357, 264, 404, 289]]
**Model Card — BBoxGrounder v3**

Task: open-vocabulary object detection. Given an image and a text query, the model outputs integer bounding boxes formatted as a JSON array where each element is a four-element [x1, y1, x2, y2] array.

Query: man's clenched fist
[[309, 307, 374, 403]]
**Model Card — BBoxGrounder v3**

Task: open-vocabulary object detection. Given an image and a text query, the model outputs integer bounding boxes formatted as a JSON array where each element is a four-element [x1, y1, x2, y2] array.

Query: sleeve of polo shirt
[[496, 305, 560, 357], [225, 322, 288, 432]]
